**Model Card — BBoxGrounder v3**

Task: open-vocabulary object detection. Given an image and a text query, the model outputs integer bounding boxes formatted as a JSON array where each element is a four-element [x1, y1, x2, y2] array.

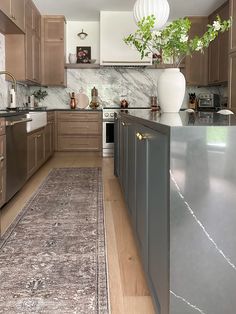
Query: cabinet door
[[27, 133, 37, 178], [147, 129, 169, 314], [119, 120, 129, 196], [45, 123, 53, 159], [36, 131, 45, 167], [0, 135, 6, 207], [11, 0, 25, 31], [135, 125, 148, 267], [114, 116, 120, 177], [219, 2, 229, 83], [43, 41, 65, 86], [44, 18, 64, 42], [26, 27, 33, 81], [33, 34, 40, 82], [0, 0, 11, 17], [208, 11, 220, 85], [127, 124, 136, 222], [230, 0, 236, 53], [229, 52, 236, 111], [185, 17, 208, 86]]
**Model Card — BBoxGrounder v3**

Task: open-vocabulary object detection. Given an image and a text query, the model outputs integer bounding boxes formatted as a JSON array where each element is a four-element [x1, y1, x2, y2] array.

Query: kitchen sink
[[26, 111, 47, 133]]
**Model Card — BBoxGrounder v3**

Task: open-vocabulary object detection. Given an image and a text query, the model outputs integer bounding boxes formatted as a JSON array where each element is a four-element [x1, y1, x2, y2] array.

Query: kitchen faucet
[[0, 71, 17, 92]]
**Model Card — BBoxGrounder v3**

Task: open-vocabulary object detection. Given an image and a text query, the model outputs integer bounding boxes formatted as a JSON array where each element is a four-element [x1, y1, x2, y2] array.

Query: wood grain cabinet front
[[0, 133, 6, 208], [208, 1, 229, 85], [56, 112, 102, 152], [5, 0, 41, 84], [0, 120, 6, 208], [0, 0, 25, 33], [45, 112, 55, 160], [41, 16, 67, 86], [27, 128, 45, 179]]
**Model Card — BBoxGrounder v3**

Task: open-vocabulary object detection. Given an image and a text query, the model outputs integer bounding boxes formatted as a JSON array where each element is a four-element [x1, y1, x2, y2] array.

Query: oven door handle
[[6, 118, 32, 127]]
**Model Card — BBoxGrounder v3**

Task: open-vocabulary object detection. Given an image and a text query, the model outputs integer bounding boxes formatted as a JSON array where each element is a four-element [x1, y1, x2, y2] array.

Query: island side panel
[[169, 125, 236, 314]]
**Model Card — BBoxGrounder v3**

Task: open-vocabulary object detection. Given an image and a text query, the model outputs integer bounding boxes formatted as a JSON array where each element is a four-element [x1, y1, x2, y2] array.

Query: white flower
[[180, 34, 189, 43], [152, 30, 162, 37], [195, 40, 203, 51], [213, 20, 221, 31]]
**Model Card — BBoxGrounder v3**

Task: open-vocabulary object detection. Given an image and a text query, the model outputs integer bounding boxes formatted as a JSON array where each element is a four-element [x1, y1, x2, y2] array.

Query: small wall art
[[76, 46, 91, 63]]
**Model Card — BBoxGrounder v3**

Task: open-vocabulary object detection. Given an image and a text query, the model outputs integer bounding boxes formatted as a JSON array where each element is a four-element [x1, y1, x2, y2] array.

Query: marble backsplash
[[0, 32, 227, 110], [31, 69, 227, 110]]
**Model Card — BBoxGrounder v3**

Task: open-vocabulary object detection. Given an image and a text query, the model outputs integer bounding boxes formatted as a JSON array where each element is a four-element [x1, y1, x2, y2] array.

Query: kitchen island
[[115, 109, 236, 314]]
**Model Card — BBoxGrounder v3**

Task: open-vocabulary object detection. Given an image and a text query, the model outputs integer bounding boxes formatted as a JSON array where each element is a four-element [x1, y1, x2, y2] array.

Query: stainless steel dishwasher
[[5, 114, 31, 203]]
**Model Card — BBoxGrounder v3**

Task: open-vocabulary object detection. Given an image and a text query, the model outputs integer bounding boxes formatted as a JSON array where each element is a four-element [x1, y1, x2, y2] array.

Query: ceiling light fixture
[[133, 0, 170, 30], [77, 29, 88, 40]]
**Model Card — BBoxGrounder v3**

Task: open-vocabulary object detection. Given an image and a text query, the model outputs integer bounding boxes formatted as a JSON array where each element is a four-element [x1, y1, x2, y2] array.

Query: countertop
[[119, 109, 236, 130], [0, 108, 103, 117]]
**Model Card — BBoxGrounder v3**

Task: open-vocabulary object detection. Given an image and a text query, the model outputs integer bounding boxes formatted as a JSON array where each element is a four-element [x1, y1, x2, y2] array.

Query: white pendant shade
[[133, 0, 170, 30]]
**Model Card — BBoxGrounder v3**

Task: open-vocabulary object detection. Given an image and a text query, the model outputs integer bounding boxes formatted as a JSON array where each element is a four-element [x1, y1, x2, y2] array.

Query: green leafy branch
[[124, 15, 232, 67]]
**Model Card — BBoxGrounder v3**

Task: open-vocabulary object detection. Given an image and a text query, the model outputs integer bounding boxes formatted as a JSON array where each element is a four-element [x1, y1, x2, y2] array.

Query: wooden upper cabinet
[[44, 17, 64, 41], [42, 16, 67, 86], [0, 0, 11, 16], [208, 1, 229, 85], [230, 0, 236, 53], [229, 52, 236, 111], [185, 17, 208, 86], [5, 0, 41, 84], [0, 0, 25, 33], [11, 0, 25, 31]]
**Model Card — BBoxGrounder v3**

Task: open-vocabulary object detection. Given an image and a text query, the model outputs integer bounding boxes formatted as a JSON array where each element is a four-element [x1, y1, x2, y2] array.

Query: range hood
[[100, 11, 152, 67]]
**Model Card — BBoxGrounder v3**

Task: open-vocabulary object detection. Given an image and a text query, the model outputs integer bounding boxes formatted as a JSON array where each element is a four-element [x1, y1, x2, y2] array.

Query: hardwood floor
[[0, 152, 155, 314]]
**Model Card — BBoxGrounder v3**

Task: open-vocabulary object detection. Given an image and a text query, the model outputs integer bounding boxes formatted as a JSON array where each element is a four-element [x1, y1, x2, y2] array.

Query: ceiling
[[33, 0, 226, 21]]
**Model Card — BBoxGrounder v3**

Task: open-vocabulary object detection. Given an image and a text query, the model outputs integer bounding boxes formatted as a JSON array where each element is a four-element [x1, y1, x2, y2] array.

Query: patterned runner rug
[[0, 168, 109, 314]]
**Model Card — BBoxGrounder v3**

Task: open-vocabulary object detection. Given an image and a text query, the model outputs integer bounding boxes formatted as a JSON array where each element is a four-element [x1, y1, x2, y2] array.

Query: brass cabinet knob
[[136, 132, 146, 141], [0, 156, 4, 162]]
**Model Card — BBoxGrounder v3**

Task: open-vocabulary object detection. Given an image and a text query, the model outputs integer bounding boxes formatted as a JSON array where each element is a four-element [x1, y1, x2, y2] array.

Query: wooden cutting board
[[77, 91, 89, 108]]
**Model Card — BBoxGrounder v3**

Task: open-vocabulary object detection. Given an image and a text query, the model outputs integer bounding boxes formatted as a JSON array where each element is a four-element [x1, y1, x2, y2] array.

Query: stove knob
[[104, 113, 109, 117], [110, 113, 114, 117]]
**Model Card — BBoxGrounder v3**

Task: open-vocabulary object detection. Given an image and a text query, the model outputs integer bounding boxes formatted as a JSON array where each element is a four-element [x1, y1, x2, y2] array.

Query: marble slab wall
[[0, 34, 29, 109], [31, 68, 228, 110]]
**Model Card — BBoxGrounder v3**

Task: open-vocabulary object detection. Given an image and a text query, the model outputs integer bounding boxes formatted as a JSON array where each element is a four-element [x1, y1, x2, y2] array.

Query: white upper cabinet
[[100, 11, 152, 66]]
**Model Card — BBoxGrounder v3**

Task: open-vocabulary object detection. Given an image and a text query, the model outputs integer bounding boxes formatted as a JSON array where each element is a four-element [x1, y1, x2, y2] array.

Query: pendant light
[[133, 0, 170, 30]]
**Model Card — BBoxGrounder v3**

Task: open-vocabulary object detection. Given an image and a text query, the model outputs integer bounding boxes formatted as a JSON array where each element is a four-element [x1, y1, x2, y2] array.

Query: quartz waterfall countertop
[[115, 111, 236, 314], [119, 109, 236, 129]]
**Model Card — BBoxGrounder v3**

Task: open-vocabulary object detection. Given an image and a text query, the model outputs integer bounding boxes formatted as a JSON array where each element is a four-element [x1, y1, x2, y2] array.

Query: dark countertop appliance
[[197, 93, 221, 111]]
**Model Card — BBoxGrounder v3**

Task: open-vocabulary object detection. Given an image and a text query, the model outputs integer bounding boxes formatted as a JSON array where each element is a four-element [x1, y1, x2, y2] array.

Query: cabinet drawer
[[0, 119, 5, 135], [57, 111, 101, 122], [58, 136, 101, 151], [58, 121, 101, 135]]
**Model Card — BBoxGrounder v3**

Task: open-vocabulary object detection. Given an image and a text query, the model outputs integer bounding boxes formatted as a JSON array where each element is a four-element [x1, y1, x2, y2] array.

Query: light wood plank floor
[[0, 152, 155, 314]]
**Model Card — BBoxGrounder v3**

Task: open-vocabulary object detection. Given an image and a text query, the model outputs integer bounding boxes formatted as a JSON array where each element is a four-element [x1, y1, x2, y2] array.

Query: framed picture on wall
[[76, 46, 91, 63]]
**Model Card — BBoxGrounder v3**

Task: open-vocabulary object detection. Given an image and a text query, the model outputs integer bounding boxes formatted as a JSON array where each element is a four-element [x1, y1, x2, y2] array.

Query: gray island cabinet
[[114, 109, 236, 314]]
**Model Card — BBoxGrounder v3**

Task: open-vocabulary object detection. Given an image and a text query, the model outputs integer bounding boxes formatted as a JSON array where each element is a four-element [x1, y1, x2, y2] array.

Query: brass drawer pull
[[136, 132, 146, 141]]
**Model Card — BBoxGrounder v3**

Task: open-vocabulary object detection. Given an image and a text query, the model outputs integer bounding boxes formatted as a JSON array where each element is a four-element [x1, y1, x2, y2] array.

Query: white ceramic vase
[[69, 53, 77, 64], [157, 68, 186, 113]]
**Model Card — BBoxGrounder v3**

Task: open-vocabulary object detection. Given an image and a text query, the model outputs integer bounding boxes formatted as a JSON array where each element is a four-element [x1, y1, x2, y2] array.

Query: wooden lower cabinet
[[0, 132, 6, 208], [45, 112, 55, 160], [56, 111, 102, 152], [27, 128, 45, 178]]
